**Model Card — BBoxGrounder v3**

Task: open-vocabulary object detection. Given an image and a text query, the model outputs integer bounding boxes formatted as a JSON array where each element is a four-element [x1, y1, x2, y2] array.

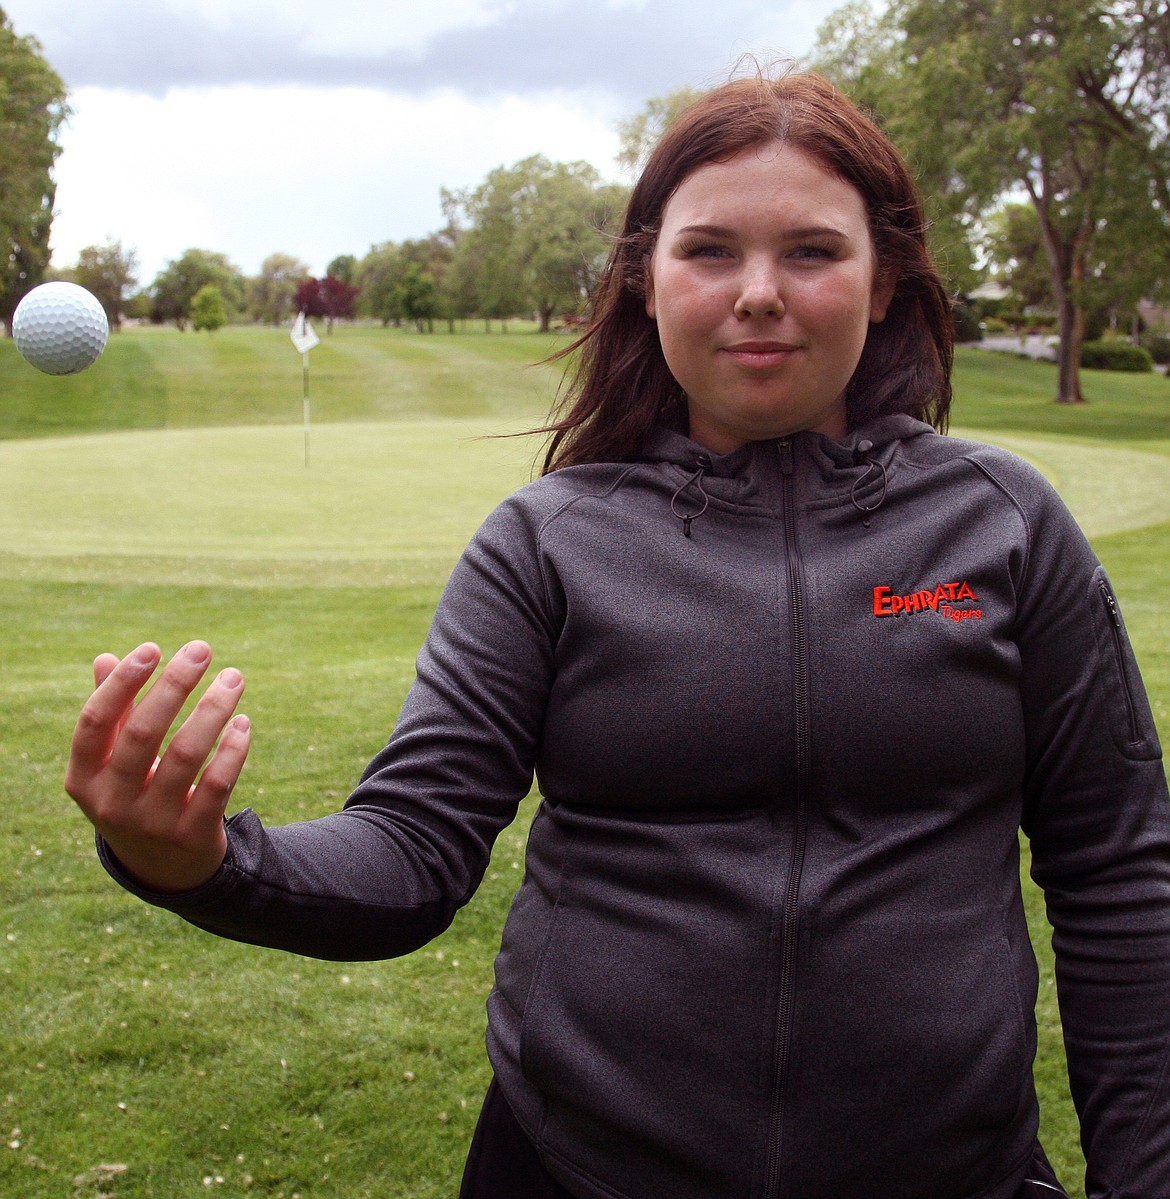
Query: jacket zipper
[[1099, 580, 1141, 743], [764, 438, 811, 1199]]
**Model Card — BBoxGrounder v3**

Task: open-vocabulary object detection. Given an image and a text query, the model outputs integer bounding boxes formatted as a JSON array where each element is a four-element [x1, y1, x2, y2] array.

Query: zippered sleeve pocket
[[1090, 566, 1162, 761]]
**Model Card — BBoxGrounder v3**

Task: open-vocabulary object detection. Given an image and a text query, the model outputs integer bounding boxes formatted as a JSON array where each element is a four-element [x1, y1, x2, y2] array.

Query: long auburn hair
[[540, 70, 953, 474]]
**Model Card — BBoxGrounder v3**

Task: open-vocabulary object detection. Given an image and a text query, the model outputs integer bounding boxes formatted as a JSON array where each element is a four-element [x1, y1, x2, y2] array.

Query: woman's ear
[[644, 255, 657, 320], [870, 269, 897, 323]]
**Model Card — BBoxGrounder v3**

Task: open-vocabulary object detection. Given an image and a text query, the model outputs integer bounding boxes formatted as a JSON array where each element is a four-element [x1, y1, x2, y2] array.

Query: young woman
[[66, 73, 1170, 1199]]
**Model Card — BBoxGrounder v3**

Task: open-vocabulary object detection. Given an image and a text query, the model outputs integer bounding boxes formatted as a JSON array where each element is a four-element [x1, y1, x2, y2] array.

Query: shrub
[[982, 317, 1010, 334], [953, 300, 983, 342], [1084, 308, 1110, 342], [1080, 340, 1155, 372], [1139, 330, 1170, 366], [190, 284, 227, 333]]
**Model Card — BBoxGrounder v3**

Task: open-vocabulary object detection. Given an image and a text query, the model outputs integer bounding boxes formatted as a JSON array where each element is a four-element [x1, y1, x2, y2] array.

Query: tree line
[[5, 2, 1170, 403], [39, 153, 632, 340]]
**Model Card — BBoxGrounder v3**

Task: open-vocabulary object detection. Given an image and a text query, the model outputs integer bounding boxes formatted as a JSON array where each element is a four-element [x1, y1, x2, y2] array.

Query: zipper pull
[[1100, 581, 1123, 628], [777, 437, 794, 475]]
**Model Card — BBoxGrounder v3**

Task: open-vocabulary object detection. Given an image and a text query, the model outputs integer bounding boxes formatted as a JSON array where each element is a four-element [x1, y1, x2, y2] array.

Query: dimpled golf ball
[[13, 282, 109, 375]]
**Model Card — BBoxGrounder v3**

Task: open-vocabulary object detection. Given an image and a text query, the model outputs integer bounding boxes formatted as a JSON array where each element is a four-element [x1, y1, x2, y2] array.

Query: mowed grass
[[0, 420, 544, 589], [0, 322, 565, 439], [1, 326, 1168, 1197], [2, 324, 564, 1199]]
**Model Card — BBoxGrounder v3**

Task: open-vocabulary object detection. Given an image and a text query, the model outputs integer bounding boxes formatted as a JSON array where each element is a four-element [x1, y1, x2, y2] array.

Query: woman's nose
[[733, 263, 784, 319]]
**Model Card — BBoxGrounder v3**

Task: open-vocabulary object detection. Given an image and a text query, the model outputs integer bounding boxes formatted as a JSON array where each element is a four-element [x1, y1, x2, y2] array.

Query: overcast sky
[[6, 0, 841, 288]]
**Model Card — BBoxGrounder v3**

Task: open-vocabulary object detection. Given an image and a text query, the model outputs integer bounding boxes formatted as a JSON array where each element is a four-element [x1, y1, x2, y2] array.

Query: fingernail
[[229, 714, 251, 734], [220, 668, 243, 690], [182, 641, 211, 665], [130, 644, 159, 669]]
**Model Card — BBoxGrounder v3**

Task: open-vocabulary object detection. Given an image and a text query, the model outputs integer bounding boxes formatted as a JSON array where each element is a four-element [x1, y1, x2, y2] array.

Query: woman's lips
[[722, 341, 801, 368]]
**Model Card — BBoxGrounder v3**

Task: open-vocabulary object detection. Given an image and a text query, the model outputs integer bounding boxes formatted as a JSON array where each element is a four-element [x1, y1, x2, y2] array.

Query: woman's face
[[645, 140, 894, 454]]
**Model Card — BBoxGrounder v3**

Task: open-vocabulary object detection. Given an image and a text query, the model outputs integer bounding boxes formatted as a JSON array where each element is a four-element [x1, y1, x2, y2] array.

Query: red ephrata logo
[[873, 580, 983, 622]]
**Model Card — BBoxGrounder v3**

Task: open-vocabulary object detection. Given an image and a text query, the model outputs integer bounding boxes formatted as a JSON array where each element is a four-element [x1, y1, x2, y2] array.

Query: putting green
[[1, 423, 1167, 588], [0, 419, 543, 588], [956, 429, 1170, 540]]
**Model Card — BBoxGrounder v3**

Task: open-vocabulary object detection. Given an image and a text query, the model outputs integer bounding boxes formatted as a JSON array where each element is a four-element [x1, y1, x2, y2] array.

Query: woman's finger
[[66, 643, 162, 795], [103, 641, 215, 791], [117, 713, 250, 893], [148, 667, 247, 806], [93, 652, 121, 689], [186, 712, 252, 828]]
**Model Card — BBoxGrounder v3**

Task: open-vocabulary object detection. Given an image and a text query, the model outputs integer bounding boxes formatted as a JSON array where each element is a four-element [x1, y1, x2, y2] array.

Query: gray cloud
[[9, 0, 814, 102]]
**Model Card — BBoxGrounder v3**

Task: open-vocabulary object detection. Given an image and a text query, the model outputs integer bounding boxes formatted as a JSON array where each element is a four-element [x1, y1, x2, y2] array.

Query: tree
[[443, 176, 526, 331], [294, 275, 358, 332], [247, 253, 309, 325], [412, 231, 458, 330], [812, 1, 980, 299], [616, 87, 705, 174], [190, 284, 227, 332], [436, 199, 492, 330], [981, 203, 1054, 314], [396, 262, 437, 332], [813, 0, 1170, 404], [325, 254, 357, 284], [72, 239, 138, 329], [356, 242, 406, 326], [123, 290, 152, 322], [439, 233, 482, 332], [357, 234, 456, 329], [447, 156, 628, 332], [0, 11, 68, 332], [321, 275, 359, 326], [150, 249, 244, 330], [520, 167, 629, 331]]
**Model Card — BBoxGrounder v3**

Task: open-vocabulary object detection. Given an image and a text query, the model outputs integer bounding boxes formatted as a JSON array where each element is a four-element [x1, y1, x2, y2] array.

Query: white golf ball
[[12, 282, 109, 375]]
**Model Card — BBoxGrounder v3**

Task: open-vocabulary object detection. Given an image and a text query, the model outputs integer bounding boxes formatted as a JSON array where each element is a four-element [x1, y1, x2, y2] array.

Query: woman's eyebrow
[[674, 222, 850, 240]]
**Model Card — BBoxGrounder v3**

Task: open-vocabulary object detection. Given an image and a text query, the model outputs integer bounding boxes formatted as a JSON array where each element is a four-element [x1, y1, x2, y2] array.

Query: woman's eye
[[791, 244, 836, 261], [682, 243, 732, 260]]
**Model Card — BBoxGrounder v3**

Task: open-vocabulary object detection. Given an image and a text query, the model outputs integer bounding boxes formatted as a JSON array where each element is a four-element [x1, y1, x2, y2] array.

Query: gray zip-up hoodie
[[102, 416, 1170, 1199]]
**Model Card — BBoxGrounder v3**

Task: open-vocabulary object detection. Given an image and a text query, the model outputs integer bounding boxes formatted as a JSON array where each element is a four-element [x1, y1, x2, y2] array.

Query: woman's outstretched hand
[[65, 641, 252, 893]]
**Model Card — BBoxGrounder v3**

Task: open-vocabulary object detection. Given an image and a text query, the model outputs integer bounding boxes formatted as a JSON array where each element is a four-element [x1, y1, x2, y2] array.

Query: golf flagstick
[[303, 352, 310, 468], [290, 311, 321, 468]]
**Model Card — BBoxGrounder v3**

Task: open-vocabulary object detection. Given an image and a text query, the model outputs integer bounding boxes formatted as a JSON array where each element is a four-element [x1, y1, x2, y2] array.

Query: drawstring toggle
[[850, 440, 887, 526], [671, 457, 711, 538]]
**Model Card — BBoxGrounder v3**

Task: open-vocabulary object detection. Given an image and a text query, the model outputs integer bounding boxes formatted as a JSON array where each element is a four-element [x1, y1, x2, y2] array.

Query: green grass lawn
[[0, 323, 564, 440], [1, 327, 1167, 1196]]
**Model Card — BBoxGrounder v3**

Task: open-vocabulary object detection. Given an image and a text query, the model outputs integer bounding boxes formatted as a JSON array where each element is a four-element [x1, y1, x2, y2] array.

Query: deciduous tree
[[190, 283, 227, 332], [72, 239, 139, 329], [981, 203, 1054, 314], [616, 87, 705, 174], [325, 254, 357, 284], [445, 172, 528, 329], [356, 242, 405, 326], [294, 275, 358, 332], [0, 9, 68, 332], [248, 253, 309, 325], [447, 156, 627, 332], [396, 263, 437, 332], [813, 0, 1170, 404], [150, 249, 244, 330]]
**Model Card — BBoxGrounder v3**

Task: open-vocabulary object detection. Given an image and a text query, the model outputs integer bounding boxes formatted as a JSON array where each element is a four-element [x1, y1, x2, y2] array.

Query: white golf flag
[[290, 311, 320, 353]]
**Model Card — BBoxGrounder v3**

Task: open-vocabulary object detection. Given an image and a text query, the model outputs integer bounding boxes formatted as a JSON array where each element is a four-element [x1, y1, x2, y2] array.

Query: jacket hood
[[641, 413, 935, 475], [640, 414, 937, 533]]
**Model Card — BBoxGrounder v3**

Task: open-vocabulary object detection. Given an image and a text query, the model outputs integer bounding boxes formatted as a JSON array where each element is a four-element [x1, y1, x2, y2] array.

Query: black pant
[[459, 1080, 576, 1199], [460, 1079, 1069, 1199], [1018, 1143, 1070, 1197]]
